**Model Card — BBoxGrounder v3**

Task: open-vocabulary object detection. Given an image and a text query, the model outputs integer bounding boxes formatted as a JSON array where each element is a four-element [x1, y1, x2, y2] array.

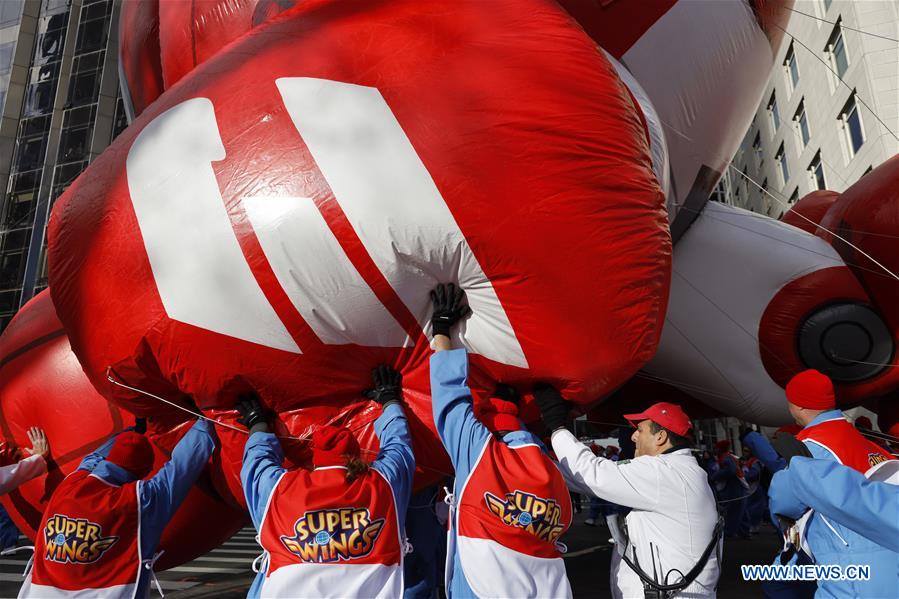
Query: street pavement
[[0, 512, 780, 598]]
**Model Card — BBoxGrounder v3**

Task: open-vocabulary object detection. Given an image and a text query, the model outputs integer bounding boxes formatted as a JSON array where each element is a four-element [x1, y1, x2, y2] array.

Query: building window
[[111, 95, 128, 140], [784, 43, 799, 93], [66, 51, 105, 108], [826, 20, 849, 79], [767, 91, 780, 132], [24, 62, 61, 116], [0, 0, 23, 26], [839, 92, 864, 157], [793, 99, 810, 147], [752, 131, 763, 169], [75, 0, 112, 53], [0, 42, 15, 75], [36, 12, 68, 64], [809, 151, 826, 190], [0, 290, 21, 314], [776, 143, 789, 187], [710, 178, 725, 203], [789, 187, 799, 204]]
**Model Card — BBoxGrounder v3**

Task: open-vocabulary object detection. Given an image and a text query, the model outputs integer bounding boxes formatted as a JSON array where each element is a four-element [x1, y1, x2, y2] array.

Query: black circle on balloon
[[797, 303, 893, 383]]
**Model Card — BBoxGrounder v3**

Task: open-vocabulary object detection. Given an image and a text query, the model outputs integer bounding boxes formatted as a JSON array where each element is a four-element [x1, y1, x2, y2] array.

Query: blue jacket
[[430, 348, 552, 599], [770, 458, 899, 553], [709, 450, 745, 499], [241, 403, 414, 599], [768, 412, 898, 598], [76, 419, 216, 598], [742, 430, 786, 473]]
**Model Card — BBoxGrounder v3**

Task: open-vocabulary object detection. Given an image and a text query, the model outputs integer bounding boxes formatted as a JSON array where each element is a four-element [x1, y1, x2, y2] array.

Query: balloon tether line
[[104, 367, 454, 477]]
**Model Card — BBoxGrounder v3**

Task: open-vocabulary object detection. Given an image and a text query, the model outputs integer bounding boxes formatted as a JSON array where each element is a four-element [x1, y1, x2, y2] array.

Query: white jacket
[[552, 430, 720, 598]]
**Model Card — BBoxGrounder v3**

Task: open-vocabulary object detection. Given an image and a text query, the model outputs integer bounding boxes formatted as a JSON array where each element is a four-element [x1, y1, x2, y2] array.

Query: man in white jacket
[[535, 386, 721, 599], [0, 428, 49, 495]]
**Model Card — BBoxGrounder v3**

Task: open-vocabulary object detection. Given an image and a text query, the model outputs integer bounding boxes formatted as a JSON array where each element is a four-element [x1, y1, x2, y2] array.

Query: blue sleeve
[[139, 420, 216, 551], [371, 403, 415, 523], [778, 458, 899, 552], [241, 432, 287, 531], [743, 431, 786, 473], [77, 436, 117, 473], [768, 468, 809, 526], [429, 349, 491, 479]]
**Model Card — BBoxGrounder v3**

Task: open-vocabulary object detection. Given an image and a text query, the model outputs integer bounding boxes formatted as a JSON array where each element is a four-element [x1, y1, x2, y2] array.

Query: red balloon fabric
[[0, 292, 246, 570], [118, 0, 164, 118], [780, 190, 839, 235], [51, 0, 669, 498], [819, 156, 899, 335]]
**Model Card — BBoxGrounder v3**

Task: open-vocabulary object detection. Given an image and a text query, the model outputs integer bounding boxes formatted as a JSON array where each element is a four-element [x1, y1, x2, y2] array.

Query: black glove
[[236, 392, 268, 430], [493, 383, 520, 404], [363, 365, 403, 407], [430, 283, 471, 337], [134, 418, 147, 435], [534, 383, 569, 432]]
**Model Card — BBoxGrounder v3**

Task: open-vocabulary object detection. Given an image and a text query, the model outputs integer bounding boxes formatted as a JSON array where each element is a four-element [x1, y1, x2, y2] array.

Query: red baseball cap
[[624, 402, 692, 437]]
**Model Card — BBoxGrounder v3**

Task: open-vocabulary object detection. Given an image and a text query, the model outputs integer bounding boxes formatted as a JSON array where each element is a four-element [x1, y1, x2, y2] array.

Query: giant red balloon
[[51, 0, 669, 499], [0, 291, 246, 570]]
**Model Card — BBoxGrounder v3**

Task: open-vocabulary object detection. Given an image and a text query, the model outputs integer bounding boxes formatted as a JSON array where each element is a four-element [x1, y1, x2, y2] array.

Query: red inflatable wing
[[0, 291, 246, 570]]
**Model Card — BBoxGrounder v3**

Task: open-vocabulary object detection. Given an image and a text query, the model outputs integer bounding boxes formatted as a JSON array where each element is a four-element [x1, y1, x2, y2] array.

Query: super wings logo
[[484, 490, 565, 543], [280, 507, 385, 563], [43, 514, 118, 564], [868, 453, 891, 467]]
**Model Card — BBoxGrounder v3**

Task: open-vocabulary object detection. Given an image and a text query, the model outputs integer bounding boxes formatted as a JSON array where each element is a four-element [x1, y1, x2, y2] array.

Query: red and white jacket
[[257, 465, 404, 597], [797, 414, 894, 476], [452, 437, 572, 598], [23, 470, 142, 598]]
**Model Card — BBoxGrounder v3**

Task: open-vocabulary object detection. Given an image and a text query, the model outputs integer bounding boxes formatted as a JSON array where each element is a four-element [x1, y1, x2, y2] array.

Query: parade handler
[[19, 418, 215, 598], [769, 457, 899, 555], [428, 283, 573, 599], [766, 369, 896, 598], [239, 366, 414, 599], [537, 395, 721, 599]]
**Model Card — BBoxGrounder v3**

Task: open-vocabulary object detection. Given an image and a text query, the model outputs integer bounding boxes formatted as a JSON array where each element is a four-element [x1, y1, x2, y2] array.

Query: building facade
[[0, 0, 125, 331], [725, 0, 898, 216]]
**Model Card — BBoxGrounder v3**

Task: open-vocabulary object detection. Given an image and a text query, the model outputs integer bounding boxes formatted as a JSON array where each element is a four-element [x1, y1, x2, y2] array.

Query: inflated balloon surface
[[51, 0, 672, 504]]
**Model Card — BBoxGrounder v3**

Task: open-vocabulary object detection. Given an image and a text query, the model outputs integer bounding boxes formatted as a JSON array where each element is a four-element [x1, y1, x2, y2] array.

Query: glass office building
[[0, 0, 126, 331]]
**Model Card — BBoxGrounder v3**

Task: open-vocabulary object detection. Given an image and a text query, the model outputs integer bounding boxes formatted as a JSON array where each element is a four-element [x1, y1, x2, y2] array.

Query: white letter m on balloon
[[124, 78, 527, 368]]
